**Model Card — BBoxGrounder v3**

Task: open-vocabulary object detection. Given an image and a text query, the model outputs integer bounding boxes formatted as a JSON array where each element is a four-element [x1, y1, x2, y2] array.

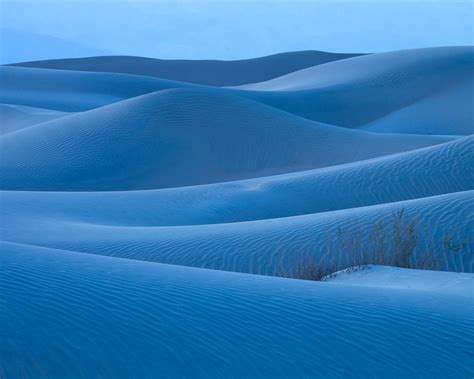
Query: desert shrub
[[281, 209, 469, 281]]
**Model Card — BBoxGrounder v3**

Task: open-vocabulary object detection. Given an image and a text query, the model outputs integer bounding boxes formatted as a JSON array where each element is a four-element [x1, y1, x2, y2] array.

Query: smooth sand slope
[[1, 241, 472, 378], [0, 103, 68, 135], [324, 265, 473, 297], [3, 191, 472, 274], [240, 46, 474, 133], [0, 65, 182, 111], [361, 76, 474, 135], [2, 47, 472, 136], [2, 137, 466, 226], [9, 50, 364, 86], [0, 88, 452, 191], [1, 136, 467, 226], [1, 46, 473, 378]]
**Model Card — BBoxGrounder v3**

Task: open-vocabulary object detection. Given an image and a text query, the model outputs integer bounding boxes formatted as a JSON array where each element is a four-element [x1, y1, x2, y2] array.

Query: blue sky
[[1, 0, 472, 61]]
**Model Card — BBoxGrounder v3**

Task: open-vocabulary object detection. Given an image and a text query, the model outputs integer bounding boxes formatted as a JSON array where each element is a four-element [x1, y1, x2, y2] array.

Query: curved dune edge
[[2, 47, 472, 135], [3, 191, 472, 274], [0, 88, 453, 191], [1, 135, 469, 225], [1, 45, 473, 378], [0, 103, 69, 135], [8, 50, 364, 86], [323, 265, 473, 297], [1, 241, 472, 378], [360, 76, 474, 135]]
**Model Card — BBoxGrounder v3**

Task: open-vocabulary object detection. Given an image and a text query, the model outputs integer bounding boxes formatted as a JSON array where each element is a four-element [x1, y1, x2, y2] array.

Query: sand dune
[[240, 47, 473, 92], [3, 191, 472, 274], [1, 136, 469, 228], [1, 46, 472, 377], [324, 265, 473, 297], [1, 241, 472, 378], [3, 47, 472, 138], [361, 76, 474, 135], [0, 103, 68, 135], [240, 47, 474, 131], [0, 65, 181, 111], [9, 50, 364, 86], [0, 88, 451, 191]]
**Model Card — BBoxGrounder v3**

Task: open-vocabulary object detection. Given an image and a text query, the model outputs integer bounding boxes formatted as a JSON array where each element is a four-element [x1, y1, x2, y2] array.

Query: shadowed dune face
[[361, 76, 474, 135], [240, 47, 474, 129], [2, 137, 469, 226], [0, 103, 68, 135], [8, 50, 364, 86], [1, 46, 473, 378], [239, 47, 474, 92], [2, 47, 473, 134], [0, 87, 454, 191], [3, 191, 472, 275]]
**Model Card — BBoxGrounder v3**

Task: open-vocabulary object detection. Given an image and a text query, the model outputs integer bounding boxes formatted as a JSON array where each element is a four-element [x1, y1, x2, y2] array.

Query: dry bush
[[281, 209, 469, 281]]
